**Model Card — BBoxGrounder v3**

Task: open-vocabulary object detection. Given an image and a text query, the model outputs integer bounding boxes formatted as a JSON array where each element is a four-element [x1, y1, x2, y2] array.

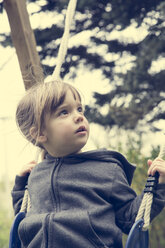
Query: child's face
[[42, 89, 90, 157]]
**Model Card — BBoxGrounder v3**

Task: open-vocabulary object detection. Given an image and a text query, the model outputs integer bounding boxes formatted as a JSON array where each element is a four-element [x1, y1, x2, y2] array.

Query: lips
[[76, 126, 87, 133]]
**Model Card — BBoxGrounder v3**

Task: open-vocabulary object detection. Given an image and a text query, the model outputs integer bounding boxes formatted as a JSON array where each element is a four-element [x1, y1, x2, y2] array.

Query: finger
[[147, 160, 154, 175], [29, 160, 37, 165], [151, 164, 165, 175], [148, 161, 164, 175], [147, 159, 152, 167], [148, 158, 165, 175], [153, 158, 165, 165]]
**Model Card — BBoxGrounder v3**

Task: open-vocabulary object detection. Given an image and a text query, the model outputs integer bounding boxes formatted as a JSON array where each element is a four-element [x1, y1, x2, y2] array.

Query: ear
[[30, 127, 47, 144]]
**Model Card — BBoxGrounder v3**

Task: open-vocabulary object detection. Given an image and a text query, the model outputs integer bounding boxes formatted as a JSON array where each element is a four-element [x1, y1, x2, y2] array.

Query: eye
[[77, 105, 84, 113], [59, 109, 68, 116]]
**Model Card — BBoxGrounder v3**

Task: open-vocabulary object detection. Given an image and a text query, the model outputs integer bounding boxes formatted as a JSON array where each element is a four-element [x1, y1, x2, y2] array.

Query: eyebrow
[[57, 102, 82, 111], [57, 104, 68, 111]]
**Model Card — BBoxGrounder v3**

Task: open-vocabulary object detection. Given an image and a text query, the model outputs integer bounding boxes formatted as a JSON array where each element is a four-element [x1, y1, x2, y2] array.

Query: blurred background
[[0, 0, 165, 247]]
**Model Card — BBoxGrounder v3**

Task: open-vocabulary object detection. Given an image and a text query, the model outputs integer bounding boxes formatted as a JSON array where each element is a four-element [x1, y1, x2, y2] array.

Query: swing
[[125, 143, 165, 248], [9, 188, 31, 248], [9, 212, 25, 248], [125, 172, 159, 248], [8, 0, 164, 247], [9, 0, 77, 247], [125, 219, 149, 248]]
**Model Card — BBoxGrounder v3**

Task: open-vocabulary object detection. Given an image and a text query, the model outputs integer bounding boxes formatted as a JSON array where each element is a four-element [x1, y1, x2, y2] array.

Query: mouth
[[76, 126, 87, 133]]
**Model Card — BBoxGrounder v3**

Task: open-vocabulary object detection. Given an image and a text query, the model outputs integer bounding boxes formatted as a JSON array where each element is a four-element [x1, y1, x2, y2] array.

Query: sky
[[0, 3, 165, 187]]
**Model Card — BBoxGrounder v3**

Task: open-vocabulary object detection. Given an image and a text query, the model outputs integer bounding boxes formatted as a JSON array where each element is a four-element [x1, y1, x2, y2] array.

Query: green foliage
[[0, 208, 13, 248], [0, 181, 13, 248]]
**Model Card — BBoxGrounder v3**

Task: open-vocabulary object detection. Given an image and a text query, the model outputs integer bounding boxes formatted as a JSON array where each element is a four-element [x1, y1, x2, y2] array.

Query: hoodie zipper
[[51, 158, 62, 213]]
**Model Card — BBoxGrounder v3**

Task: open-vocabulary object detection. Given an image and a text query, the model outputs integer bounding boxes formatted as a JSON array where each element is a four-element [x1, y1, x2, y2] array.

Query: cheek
[[85, 119, 90, 133], [49, 123, 71, 139]]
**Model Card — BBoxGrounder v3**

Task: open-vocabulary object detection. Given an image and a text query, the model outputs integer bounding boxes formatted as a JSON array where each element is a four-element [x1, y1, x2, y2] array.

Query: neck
[[44, 145, 82, 158]]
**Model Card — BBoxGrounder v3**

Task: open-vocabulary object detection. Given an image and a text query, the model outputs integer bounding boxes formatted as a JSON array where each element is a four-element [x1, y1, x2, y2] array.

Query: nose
[[74, 112, 84, 123]]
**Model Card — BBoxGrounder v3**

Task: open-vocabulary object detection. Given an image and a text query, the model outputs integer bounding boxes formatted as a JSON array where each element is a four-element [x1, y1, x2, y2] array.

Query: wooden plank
[[4, 0, 44, 90]]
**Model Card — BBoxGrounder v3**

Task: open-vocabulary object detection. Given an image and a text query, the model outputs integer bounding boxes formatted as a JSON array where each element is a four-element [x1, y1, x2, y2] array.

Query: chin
[[75, 149, 82, 154], [71, 143, 86, 155]]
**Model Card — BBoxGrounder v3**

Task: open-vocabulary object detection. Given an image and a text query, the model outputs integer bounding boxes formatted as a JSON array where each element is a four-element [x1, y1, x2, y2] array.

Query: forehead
[[49, 88, 81, 115], [63, 89, 81, 104]]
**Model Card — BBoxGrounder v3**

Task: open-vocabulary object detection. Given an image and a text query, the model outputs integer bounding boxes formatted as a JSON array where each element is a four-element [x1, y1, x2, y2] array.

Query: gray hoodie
[[12, 149, 165, 248]]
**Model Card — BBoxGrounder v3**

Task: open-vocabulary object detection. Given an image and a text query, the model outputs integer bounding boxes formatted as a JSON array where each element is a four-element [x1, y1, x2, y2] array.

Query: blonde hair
[[16, 80, 81, 147]]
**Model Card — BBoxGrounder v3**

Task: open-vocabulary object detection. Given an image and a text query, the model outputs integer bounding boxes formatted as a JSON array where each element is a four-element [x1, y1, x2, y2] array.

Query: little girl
[[12, 80, 165, 248]]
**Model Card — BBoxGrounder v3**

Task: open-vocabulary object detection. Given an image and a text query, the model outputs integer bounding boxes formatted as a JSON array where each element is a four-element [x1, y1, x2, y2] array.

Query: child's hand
[[147, 158, 165, 184], [18, 161, 37, 177]]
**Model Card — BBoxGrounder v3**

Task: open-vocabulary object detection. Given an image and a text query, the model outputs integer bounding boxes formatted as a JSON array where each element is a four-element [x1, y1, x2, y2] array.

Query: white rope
[[20, 0, 77, 213], [52, 0, 77, 81], [20, 189, 29, 213], [135, 193, 153, 230], [19, 148, 40, 213], [20, 188, 31, 213], [135, 138, 165, 230], [27, 190, 31, 212]]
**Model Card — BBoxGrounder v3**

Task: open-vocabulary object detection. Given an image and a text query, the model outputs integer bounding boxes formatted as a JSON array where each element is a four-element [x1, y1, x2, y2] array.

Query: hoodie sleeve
[[110, 164, 165, 234], [11, 175, 29, 215]]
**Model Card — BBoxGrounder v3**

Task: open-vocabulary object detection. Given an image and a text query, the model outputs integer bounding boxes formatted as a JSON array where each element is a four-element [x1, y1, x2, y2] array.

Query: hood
[[45, 149, 136, 185]]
